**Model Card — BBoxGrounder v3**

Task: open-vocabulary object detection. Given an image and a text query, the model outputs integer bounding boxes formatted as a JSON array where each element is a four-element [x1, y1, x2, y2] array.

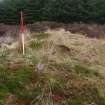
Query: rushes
[[29, 40, 43, 49], [31, 73, 64, 105]]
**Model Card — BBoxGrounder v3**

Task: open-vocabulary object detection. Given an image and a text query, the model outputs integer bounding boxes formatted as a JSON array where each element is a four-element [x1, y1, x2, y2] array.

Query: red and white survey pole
[[20, 11, 25, 55]]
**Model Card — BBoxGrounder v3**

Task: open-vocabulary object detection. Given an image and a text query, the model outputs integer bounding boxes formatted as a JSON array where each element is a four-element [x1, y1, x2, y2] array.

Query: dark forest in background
[[0, 0, 105, 24]]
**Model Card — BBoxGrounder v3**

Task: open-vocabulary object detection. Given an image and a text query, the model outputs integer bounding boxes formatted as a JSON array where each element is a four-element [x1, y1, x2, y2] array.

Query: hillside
[[0, 25, 105, 105]]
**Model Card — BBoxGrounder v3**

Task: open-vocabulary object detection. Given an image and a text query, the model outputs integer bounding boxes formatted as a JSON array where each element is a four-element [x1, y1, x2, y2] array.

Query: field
[[0, 23, 105, 105]]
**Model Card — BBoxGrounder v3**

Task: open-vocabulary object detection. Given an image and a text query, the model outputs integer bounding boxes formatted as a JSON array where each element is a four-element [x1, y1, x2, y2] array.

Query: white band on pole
[[21, 33, 25, 55]]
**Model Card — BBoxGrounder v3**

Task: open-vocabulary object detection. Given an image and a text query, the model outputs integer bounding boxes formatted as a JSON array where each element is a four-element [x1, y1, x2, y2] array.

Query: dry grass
[[0, 27, 105, 104]]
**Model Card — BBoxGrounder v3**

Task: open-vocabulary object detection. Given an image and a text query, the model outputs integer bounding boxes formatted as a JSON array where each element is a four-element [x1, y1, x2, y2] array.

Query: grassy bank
[[0, 29, 105, 105]]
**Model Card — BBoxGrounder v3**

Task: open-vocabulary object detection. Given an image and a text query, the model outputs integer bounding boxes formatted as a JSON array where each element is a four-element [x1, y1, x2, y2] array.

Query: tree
[[0, 0, 105, 24]]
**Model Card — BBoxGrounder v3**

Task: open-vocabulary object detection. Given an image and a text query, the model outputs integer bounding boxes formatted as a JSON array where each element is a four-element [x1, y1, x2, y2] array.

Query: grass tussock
[[0, 29, 105, 105], [0, 61, 105, 105], [74, 64, 100, 77], [29, 40, 44, 49], [35, 32, 49, 40]]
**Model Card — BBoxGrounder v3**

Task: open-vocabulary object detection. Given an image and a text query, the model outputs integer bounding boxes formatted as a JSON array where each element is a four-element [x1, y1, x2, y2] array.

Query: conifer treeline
[[0, 0, 105, 24]]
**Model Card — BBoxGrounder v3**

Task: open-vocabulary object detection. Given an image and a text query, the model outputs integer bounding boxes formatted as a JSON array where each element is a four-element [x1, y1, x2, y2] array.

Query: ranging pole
[[20, 11, 25, 55]]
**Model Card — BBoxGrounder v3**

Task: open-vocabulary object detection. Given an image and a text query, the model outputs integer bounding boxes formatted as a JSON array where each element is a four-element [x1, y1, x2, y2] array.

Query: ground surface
[[0, 23, 105, 105]]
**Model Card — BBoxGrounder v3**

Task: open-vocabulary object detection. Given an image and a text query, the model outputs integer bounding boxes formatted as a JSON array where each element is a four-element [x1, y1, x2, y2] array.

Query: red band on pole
[[20, 11, 24, 33]]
